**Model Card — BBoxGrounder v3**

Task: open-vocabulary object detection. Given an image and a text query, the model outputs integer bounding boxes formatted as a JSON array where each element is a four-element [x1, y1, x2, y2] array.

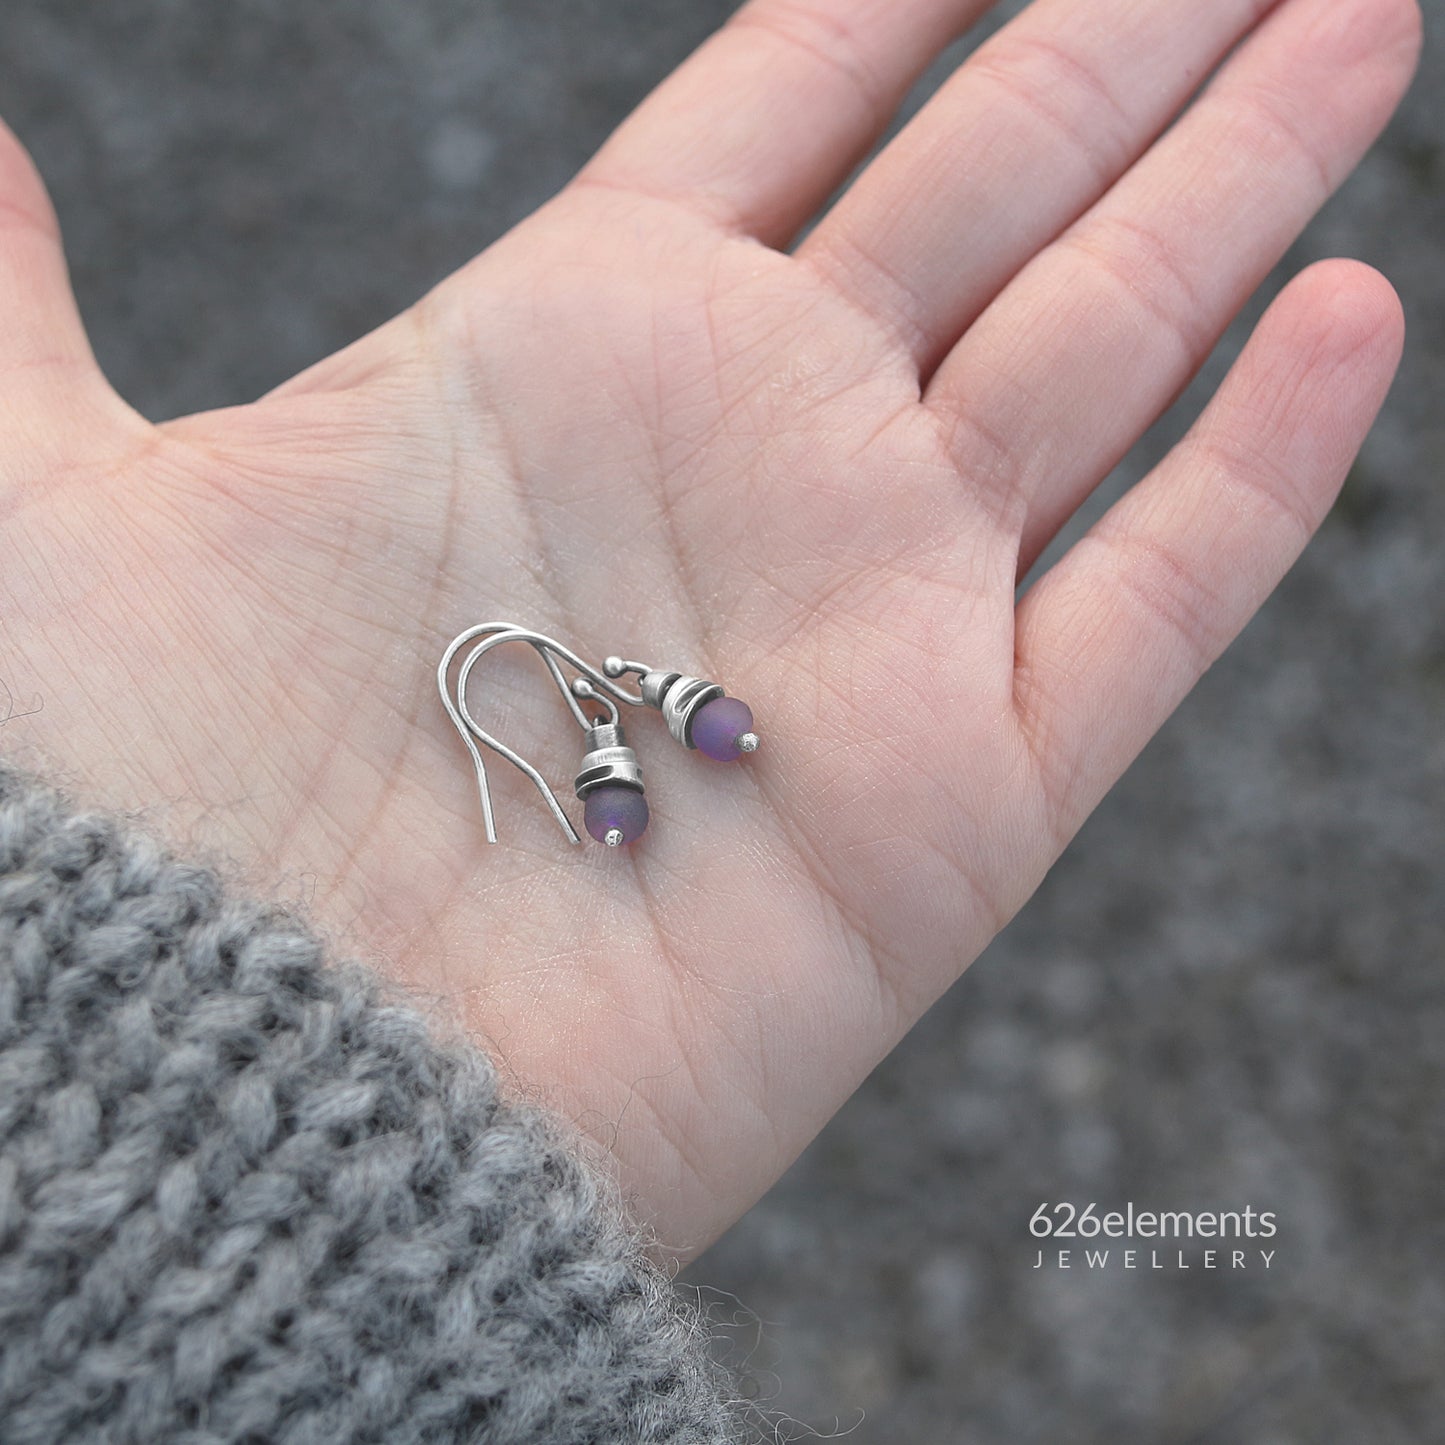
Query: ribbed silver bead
[[573, 722, 645, 799], [641, 672, 724, 749]]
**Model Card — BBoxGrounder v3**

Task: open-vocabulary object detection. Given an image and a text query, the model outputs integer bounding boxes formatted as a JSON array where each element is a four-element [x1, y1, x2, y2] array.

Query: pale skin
[[0, 0, 1420, 1261]]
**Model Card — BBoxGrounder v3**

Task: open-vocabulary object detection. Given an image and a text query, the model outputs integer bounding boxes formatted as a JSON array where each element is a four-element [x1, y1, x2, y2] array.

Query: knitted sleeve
[[0, 762, 745, 1444]]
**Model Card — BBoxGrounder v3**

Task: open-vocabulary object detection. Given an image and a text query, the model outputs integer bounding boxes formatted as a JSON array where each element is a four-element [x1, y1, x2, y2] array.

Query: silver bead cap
[[574, 722, 645, 799], [646, 673, 724, 748]]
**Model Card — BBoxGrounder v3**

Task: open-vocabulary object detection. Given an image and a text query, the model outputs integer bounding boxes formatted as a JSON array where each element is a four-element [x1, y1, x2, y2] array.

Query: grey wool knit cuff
[[0, 762, 743, 1444]]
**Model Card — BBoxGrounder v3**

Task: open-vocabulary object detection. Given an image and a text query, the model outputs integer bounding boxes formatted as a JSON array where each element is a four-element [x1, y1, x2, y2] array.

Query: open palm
[[0, 0, 1417, 1258]]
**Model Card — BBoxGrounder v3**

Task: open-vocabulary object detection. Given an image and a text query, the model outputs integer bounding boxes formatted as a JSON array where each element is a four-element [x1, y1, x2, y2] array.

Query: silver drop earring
[[438, 622, 759, 847]]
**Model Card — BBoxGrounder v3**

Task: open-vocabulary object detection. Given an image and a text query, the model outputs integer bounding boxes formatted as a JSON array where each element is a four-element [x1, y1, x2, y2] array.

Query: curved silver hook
[[437, 622, 643, 844]]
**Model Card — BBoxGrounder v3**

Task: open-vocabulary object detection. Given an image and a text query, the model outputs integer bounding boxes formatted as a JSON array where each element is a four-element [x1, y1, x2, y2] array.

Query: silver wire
[[436, 622, 645, 844]]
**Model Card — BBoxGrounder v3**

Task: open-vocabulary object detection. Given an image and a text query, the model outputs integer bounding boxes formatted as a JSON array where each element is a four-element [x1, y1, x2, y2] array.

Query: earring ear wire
[[438, 622, 758, 847]]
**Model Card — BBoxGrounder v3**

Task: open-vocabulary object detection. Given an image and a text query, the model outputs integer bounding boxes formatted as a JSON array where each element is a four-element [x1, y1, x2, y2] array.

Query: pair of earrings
[[438, 622, 759, 847]]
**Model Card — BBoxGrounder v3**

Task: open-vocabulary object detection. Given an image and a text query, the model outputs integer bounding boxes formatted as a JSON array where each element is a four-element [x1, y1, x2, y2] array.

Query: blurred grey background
[[4, 2, 1440, 1440]]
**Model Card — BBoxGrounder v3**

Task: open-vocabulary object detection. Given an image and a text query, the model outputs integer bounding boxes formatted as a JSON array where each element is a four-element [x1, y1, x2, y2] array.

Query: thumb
[[0, 118, 135, 457]]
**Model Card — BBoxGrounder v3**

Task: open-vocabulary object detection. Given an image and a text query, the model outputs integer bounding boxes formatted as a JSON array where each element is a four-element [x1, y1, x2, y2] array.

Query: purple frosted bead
[[692, 696, 754, 762], [584, 785, 649, 845]]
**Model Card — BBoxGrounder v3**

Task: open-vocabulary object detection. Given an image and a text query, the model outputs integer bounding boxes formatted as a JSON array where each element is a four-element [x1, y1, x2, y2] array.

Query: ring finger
[[923, 0, 1420, 576]]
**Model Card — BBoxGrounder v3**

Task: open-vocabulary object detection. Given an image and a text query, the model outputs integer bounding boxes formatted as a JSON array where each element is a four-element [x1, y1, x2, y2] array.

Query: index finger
[[576, 0, 992, 245]]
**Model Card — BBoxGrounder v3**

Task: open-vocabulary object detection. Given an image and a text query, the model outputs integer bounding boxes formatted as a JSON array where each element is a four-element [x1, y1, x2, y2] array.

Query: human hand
[[0, 0, 1418, 1259]]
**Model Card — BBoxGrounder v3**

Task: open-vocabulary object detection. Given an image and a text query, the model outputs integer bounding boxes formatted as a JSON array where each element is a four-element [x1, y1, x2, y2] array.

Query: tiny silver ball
[[572, 677, 596, 698], [604, 827, 625, 847], [603, 656, 625, 678], [737, 732, 760, 753]]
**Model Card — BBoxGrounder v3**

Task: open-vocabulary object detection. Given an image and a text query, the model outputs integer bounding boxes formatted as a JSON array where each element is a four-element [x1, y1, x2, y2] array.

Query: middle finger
[[797, 0, 1280, 377]]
